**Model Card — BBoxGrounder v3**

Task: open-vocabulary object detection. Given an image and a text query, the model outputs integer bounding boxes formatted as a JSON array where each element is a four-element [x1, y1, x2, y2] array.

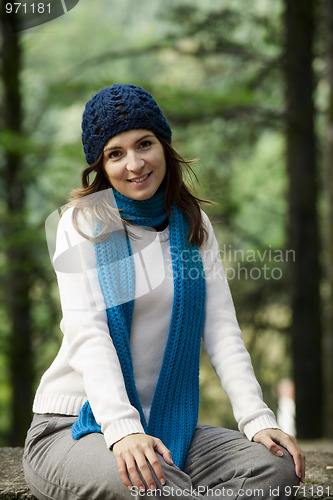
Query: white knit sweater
[[33, 207, 279, 449]]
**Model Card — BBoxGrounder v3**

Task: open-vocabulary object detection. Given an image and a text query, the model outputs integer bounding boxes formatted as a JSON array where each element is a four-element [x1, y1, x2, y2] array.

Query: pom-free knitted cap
[[81, 84, 172, 165]]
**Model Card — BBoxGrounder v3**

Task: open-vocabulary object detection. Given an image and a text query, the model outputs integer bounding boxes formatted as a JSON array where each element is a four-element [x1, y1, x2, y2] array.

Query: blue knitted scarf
[[72, 186, 206, 469]]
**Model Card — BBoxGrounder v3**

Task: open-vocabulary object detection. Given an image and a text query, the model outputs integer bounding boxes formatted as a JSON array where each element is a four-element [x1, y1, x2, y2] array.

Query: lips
[[128, 172, 152, 183]]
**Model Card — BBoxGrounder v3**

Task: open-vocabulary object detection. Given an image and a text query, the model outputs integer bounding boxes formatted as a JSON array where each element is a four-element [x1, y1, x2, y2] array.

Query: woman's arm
[[53, 207, 145, 447], [200, 213, 305, 480], [200, 213, 278, 437]]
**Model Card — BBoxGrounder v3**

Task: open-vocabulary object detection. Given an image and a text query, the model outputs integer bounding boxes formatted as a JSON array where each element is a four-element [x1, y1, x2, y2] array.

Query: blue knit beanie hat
[[81, 84, 172, 165]]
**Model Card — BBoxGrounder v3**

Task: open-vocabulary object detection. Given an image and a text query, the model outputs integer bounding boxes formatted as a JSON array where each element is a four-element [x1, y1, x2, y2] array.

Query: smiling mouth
[[128, 172, 152, 183]]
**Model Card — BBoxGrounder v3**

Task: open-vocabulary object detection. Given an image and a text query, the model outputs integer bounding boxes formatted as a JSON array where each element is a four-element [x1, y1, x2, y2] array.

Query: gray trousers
[[23, 414, 299, 500]]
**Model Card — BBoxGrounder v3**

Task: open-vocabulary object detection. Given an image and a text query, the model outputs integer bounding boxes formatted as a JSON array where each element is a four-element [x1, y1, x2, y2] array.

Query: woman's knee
[[23, 417, 132, 500], [249, 443, 299, 496], [272, 447, 299, 489]]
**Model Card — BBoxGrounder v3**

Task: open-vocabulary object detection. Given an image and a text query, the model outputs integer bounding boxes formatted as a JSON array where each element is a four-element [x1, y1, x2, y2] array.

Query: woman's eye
[[108, 150, 122, 159], [139, 140, 152, 149]]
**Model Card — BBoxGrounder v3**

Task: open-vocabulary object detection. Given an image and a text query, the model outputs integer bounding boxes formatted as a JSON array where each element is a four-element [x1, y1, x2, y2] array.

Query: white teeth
[[131, 174, 149, 183]]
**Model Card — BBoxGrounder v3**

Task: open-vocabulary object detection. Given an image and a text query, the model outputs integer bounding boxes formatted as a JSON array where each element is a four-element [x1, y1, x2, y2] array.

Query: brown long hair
[[68, 134, 210, 246]]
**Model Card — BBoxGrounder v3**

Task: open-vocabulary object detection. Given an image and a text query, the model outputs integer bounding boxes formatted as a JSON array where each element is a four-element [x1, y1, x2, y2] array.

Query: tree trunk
[[284, 0, 323, 438], [0, 7, 34, 445], [323, 0, 333, 439]]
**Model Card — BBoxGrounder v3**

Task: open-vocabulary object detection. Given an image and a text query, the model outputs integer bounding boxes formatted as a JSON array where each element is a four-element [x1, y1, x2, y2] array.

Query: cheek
[[151, 151, 167, 173], [104, 163, 122, 182]]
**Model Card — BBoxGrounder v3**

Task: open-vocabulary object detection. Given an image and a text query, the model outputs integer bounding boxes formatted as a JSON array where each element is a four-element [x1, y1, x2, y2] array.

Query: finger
[[293, 450, 306, 483], [134, 452, 157, 491], [154, 439, 174, 466], [255, 433, 284, 457], [300, 449, 306, 483], [125, 454, 146, 492], [115, 456, 133, 490], [145, 448, 166, 487], [276, 435, 306, 482]]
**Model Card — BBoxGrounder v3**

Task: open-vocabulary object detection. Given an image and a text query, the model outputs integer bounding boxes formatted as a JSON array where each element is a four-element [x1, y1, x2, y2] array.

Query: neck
[[112, 185, 168, 229]]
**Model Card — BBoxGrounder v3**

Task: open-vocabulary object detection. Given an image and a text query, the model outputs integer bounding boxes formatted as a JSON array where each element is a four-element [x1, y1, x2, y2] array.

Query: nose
[[126, 150, 145, 172]]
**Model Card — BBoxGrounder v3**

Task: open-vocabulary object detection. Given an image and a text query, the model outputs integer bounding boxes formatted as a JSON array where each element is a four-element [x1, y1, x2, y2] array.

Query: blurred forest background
[[0, 0, 332, 446]]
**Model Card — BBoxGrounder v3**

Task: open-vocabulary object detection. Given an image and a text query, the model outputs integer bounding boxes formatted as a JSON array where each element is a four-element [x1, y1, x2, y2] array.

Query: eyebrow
[[103, 134, 155, 153]]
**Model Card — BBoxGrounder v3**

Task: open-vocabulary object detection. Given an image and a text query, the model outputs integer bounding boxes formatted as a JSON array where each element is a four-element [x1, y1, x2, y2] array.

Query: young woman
[[23, 84, 305, 500]]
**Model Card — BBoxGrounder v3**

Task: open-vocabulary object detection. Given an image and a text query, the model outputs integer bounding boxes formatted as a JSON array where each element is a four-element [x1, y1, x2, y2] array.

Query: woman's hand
[[253, 428, 305, 483], [112, 433, 173, 491]]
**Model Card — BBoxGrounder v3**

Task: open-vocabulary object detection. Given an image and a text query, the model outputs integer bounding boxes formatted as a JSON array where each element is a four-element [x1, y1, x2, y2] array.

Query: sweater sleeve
[[200, 212, 279, 440], [53, 207, 144, 447]]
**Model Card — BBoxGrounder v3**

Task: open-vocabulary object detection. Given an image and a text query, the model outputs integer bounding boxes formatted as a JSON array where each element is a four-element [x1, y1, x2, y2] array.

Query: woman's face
[[103, 129, 167, 200]]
